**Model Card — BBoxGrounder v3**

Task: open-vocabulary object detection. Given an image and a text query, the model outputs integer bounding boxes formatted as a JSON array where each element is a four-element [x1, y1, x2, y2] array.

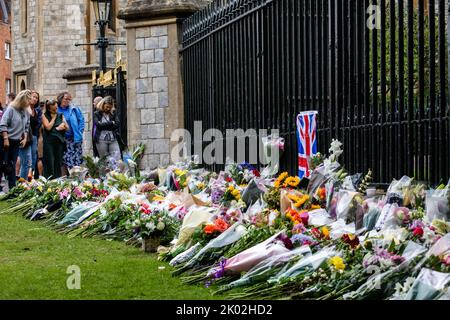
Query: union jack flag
[[296, 111, 318, 179]]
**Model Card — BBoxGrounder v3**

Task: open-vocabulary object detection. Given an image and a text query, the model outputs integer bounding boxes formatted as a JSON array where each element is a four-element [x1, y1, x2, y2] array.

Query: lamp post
[[75, 0, 125, 72]]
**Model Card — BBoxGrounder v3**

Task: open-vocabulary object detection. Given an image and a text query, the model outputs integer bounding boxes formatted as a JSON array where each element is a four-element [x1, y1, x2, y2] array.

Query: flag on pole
[[296, 111, 318, 179]]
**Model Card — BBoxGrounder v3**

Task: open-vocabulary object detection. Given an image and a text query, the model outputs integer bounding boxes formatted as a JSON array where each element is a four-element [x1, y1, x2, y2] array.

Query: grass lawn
[[0, 202, 220, 300]]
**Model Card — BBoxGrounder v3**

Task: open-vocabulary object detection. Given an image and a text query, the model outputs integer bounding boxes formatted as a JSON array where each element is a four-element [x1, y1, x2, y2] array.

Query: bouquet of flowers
[[128, 205, 180, 244], [191, 218, 230, 245]]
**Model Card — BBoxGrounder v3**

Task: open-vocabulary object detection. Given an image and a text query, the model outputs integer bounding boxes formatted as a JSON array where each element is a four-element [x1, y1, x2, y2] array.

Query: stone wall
[[134, 24, 170, 169], [12, 0, 129, 156], [119, 0, 208, 170], [12, 0, 128, 101]]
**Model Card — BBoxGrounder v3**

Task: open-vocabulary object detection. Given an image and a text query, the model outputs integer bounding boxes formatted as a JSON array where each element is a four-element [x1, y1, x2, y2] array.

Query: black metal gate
[[92, 66, 128, 147], [181, 0, 450, 185]]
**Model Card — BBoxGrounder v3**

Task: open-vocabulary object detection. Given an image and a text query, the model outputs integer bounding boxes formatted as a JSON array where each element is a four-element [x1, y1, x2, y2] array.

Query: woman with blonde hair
[[93, 96, 123, 158], [0, 90, 32, 189]]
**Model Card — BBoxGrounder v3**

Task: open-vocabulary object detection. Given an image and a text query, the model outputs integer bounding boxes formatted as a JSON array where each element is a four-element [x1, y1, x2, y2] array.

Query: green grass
[[0, 202, 220, 300]]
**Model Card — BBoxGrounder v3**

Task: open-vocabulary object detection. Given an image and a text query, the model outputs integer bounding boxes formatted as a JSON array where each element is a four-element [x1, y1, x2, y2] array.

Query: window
[[4, 42, 10, 59], [20, 0, 27, 35], [5, 79, 11, 95]]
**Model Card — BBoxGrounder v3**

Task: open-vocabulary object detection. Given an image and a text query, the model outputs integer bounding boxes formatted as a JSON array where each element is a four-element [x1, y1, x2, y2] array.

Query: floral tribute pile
[[1, 141, 449, 300]]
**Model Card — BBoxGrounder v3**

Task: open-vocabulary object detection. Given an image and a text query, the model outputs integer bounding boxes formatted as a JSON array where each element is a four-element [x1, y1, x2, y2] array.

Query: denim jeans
[[4, 139, 20, 188], [19, 144, 32, 179]]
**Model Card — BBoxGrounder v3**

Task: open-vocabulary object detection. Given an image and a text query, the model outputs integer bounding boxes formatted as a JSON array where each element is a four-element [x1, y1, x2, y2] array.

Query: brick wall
[[0, 20, 11, 105]]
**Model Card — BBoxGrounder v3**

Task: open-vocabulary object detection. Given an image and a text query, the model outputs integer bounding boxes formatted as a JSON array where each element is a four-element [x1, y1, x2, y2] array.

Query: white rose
[[156, 221, 165, 231]]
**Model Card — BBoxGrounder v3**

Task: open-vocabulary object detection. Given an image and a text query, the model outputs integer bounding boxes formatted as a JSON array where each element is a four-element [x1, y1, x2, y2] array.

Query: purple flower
[[291, 234, 315, 246], [409, 219, 425, 230], [211, 188, 225, 204], [293, 223, 307, 234]]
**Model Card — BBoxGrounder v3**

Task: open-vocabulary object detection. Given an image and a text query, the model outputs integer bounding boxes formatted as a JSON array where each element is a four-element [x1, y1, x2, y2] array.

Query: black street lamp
[[75, 0, 125, 72]]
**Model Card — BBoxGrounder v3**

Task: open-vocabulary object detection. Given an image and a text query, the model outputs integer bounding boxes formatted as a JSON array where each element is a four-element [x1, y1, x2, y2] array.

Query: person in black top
[[30, 91, 42, 178], [93, 96, 124, 159], [41, 99, 68, 179]]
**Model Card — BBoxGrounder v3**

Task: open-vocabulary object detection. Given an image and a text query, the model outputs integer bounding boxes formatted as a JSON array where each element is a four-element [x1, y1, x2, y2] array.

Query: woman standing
[[93, 96, 123, 159], [0, 90, 32, 189], [57, 91, 85, 173], [18, 91, 42, 180], [42, 100, 68, 179]]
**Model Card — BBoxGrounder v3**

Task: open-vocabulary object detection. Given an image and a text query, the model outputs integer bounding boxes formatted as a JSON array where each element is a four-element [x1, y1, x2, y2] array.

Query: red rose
[[253, 169, 261, 177], [341, 234, 360, 248], [311, 228, 321, 238], [226, 177, 233, 182], [412, 227, 424, 238]]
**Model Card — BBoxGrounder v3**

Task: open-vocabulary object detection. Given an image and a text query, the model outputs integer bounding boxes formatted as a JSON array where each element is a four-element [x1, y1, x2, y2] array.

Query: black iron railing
[[181, 0, 450, 185]]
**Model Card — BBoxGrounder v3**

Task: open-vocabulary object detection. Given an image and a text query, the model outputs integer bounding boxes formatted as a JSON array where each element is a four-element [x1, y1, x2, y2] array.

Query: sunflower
[[284, 176, 300, 188]]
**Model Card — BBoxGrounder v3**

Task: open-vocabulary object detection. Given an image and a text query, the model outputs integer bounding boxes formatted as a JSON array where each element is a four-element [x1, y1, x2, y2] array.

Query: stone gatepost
[[118, 0, 209, 170]]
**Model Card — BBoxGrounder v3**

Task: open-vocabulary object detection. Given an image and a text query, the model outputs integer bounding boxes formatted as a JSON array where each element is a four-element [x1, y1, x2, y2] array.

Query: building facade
[[11, 0, 127, 152], [0, 0, 11, 106]]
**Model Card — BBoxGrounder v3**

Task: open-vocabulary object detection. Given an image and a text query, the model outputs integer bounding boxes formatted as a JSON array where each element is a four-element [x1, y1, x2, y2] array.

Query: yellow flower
[[37, 186, 43, 192], [310, 204, 321, 210], [197, 182, 205, 190], [285, 176, 300, 188], [292, 194, 309, 208], [278, 172, 288, 180], [321, 226, 330, 238], [329, 256, 345, 270], [174, 169, 187, 176], [227, 186, 235, 192], [47, 188, 52, 193], [274, 180, 281, 188]]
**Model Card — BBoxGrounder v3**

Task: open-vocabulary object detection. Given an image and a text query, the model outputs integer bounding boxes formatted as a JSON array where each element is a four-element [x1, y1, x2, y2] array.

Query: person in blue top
[[56, 91, 85, 174]]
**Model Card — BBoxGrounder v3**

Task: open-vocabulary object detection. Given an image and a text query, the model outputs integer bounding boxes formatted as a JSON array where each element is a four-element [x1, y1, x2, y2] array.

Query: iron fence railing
[[181, 0, 450, 185]]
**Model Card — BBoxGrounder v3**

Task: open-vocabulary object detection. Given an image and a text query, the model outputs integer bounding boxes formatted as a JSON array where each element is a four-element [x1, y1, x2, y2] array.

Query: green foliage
[[369, 2, 448, 105]]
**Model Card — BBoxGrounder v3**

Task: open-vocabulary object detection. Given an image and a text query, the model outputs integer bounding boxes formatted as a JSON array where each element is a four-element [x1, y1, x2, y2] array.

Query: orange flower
[[168, 203, 177, 210], [317, 187, 326, 200], [204, 224, 217, 234], [214, 218, 229, 233]]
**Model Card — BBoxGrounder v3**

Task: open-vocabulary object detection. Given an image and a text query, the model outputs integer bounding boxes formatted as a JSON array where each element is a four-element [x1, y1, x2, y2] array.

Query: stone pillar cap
[[62, 64, 101, 81], [118, 0, 210, 21]]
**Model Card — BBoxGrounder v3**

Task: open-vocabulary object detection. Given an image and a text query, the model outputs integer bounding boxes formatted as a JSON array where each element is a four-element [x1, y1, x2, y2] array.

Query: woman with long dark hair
[[42, 99, 68, 179]]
